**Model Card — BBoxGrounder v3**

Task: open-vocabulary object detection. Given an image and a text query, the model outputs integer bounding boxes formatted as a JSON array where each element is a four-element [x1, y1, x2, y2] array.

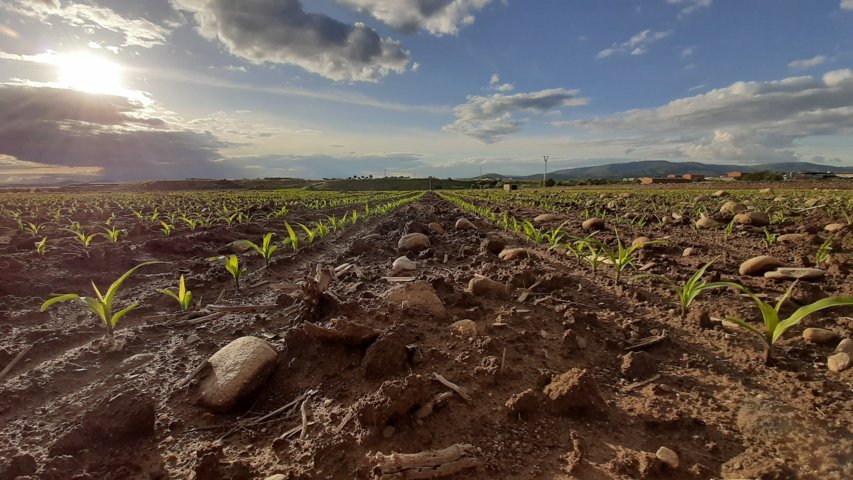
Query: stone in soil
[[777, 233, 817, 244], [499, 248, 530, 261], [428, 222, 445, 234], [632, 236, 651, 248], [824, 223, 846, 233], [764, 267, 825, 281], [733, 212, 769, 226], [391, 255, 417, 275], [802, 327, 837, 344], [542, 368, 606, 416], [720, 201, 746, 214], [450, 319, 479, 337], [828, 352, 850, 372], [0, 454, 37, 479], [480, 235, 506, 255], [383, 281, 447, 319], [739, 255, 784, 276], [455, 217, 477, 230], [655, 446, 679, 469], [505, 389, 539, 417], [362, 332, 409, 379], [199, 336, 278, 412], [534, 213, 561, 223], [836, 338, 853, 354], [404, 221, 431, 235], [695, 216, 719, 229], [397, 233, 431, 252], [582, 218, 605, 231], [467, 276, 507, 298], [620, 351, 657, 380]]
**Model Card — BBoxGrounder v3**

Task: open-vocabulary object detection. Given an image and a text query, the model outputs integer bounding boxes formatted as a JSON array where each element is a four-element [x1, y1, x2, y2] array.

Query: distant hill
[[495, 161, 853, 181]]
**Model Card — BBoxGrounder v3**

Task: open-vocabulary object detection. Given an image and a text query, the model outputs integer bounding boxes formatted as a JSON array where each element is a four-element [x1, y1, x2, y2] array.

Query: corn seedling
[[598, 233, 664, 285], [542, 220, 570, 249], [158, 275, 192, 311], [160, 221, 174, 236], [722, 218, 736, 242], [41, 262, 164, 337], [25, 221, 45, 236], [815, 237, 832, 265], [239, 232, 278, 265], [35, 236, 47, 255], [283, 222, 299, 252], [632, 260, 739, 318], [210, 255, 246, 290], [99, 226, 122, 244], [64, 228, 97, 248], [724, 283, 853, 364], [298, 223, 317, 245], [761, 228, 779, 248]]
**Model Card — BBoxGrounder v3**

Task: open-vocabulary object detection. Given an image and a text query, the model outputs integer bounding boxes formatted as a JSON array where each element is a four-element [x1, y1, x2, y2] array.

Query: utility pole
[[543, 155, 549, 187], [384, 168, 387, 178], [479, 166, 482, 180]]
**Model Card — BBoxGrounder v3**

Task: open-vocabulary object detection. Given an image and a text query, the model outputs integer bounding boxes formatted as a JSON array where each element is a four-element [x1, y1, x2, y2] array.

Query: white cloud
[[173, 0, 410, 83], [788, 55, 828, 70], [570, 70, 853, 163], [337, 0, 493, 35], [2, 0, 171, 48], [488, 73, 513, 91], [681, 46, 695, 58], [597, 29, 672, 58], [667, 0, 713, 16], [842, 1, 853, 11], [490, 73, 501, 85], [445, 88, 589, 143]]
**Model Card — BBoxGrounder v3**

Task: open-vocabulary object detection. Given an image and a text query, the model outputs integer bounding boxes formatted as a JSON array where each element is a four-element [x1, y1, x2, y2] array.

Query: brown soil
[[0, 192, 850, 480]]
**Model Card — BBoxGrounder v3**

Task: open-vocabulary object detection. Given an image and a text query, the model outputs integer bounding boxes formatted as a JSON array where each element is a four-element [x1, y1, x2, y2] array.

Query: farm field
[[0, 186, 851, 480]]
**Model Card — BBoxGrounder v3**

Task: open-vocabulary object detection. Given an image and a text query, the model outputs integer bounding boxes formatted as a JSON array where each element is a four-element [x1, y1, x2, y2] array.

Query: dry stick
[[414, 391, 454, 420], [214, 286, 228, 304], [622, 374, 662, 393], [335, 410, 354, 433], [170, 311, 224, 327], [432, 373, 472, 403], [299, 399, 309, 439], [276, 421, 316, 441], [207, 304, 277, 312], [625, 333, 667, 351], [500, 348, 507, 374], [550, 296, 598, 310], [175, 360, 210, 389], [0, 345, 33, 383]]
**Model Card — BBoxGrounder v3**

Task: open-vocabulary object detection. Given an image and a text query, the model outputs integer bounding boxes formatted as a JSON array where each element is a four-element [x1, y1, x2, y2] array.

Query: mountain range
[[480, 161, 853, 181]]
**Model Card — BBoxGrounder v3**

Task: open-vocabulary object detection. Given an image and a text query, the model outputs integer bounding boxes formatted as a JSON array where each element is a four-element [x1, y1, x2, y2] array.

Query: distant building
[[640, 177, 691, 184], [726, 171, 743, 178], [503, 184, 518, 191], [666, 174, 678, 178], [682, 174, 705, 181]]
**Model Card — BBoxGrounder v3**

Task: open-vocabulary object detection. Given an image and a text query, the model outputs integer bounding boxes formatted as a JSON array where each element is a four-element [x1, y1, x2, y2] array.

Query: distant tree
[[544, 177, 557, 187], [741, 171, 784, 182]]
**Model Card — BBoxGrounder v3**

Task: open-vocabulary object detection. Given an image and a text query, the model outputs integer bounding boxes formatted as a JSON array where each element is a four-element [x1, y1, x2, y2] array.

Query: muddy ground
[[0, 191, 851, 480]]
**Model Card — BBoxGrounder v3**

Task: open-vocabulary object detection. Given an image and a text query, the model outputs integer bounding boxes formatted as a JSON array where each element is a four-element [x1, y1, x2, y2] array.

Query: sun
[[56, 52, 123, 95]]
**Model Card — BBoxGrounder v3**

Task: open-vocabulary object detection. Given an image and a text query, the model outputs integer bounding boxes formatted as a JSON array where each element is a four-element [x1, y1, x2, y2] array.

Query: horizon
[[1, 1, 853, 184]]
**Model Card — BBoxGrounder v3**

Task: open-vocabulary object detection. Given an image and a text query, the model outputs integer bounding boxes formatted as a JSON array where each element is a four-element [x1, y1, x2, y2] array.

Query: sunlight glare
[[56, 52, 123, 95]]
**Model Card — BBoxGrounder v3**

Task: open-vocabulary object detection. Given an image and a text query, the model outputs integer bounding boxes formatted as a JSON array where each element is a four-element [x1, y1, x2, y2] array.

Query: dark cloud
[[0, 85, 242, 181], [173, 0, 410, 82]]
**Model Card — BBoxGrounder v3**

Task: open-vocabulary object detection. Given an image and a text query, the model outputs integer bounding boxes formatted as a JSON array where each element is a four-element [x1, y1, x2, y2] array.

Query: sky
[[0, 0, 852, 183]]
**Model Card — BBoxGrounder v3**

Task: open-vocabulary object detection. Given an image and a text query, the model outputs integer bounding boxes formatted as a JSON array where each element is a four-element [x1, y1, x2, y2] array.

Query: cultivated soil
[[0, 191, 850, 480]]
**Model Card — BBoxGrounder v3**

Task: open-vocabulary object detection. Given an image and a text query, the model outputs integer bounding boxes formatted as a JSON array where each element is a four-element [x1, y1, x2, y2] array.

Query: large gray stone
[[200, 336, 278, 412]]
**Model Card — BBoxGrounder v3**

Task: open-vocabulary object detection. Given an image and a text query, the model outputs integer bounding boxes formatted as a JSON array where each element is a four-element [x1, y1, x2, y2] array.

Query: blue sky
[[0, 0, 851, 183]]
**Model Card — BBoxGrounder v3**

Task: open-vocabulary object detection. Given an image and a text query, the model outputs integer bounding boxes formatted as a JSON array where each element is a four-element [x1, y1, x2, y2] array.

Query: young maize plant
[[815, 237, 832, 265], [632, 260, 739, 318], [238, 232, 278, 265], [283, 222, 299, 252], [158, 274, 193, 311], [99, 225, 122, 244], [722, 218, 736, 242], [25, 221, 45, 236], [761, 228, 779, 248], [298, 223, 318, 245], [725, 283, 853, 364], [542, 220, 571, 250], [597, 233, 664, 285], [35, 236, 47, 255], [41, 262, 164, 337], [160, 221, 174, 236], [64, 228, 98, 248]]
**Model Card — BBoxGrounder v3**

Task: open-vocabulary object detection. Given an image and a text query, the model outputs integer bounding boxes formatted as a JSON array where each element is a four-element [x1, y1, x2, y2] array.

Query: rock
[[720, 201, 746, 214], [777, 233, 815, 244], [455, 218, 477, 230], [764, 267, 825, 281], [682, 247, 695, 257], [712, 190, 728, 198], [542, 368, 606, 416], [733, 212, 769, 226], [265, 475, 287, 480], [620, 351, 656, 380], [118, 352, 156, 372], [534, 213, 561, 223], [397, 233, 431, 252], [505, 389, 539, 416], [480, 236, 506, 255], [404, 221, 431, 235], [50, 388, 155, 455], [186, 334, 201, 346], [391, 256, 417, 275], [739, 255, 784, 276], [805, 198, 821, 208], [582, 218, 605, 231], [450, 319, 479, 337], [498, 248, 530, 261], [695, 215, 719, 229], [759, 188, 773, 194], [362, 333, 408, 379], [656, 447, 679, 469], [631, 236, 651, 248], [0, 454, 37, 479], [349, 234, 383, 255], [824, 223, 846, 233], [467, 276, 507, 298], [199, 336, 278, 412], [428, 222, 445, 234], [836, 338, 853, 354], [383, 282, 447, 319], [827, 352, 850, 372], [802, 328, 838, 345], [227, 240, 253, 254]]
